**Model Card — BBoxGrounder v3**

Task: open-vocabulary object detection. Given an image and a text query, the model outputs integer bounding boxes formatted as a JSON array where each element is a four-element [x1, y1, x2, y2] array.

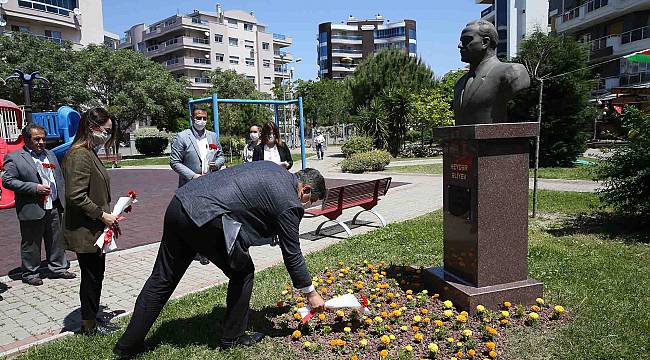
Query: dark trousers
[[316, 144, 324, 159], [76, 251, 106, 321], [115, 196, 255, 353], [19, 206, 69, 279]]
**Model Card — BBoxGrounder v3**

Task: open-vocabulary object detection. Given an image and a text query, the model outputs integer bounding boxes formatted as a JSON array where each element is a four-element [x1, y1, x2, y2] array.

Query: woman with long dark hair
[[63, 107, 119, 335], [252, 122, 292, 169]]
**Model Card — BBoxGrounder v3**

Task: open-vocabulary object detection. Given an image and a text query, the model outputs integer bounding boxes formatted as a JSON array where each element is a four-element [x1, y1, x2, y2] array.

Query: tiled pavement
[[0, 151, 600, 356]]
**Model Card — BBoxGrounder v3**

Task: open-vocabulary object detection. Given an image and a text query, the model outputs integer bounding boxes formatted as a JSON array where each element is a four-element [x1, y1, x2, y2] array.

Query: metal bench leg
[[352, 209, 387, 227], [315, 219, 353, 237]]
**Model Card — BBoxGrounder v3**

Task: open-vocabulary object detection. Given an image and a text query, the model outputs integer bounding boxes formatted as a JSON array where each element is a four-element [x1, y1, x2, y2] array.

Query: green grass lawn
[[15, 190, 649, 360], [383, 163, 597, 181], [385, 163, 444, 174], [104, 153, 311, 169]]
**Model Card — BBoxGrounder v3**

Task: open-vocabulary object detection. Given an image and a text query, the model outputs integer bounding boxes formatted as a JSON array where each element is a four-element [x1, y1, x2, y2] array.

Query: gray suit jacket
[[175, 161, 311, 289], [2, 147, 65, 221], [170, 128, 225, 187]]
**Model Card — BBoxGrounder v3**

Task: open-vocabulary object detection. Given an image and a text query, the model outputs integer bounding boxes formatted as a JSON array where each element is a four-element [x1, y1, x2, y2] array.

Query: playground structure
[[0, 100, 80, 209], [188, 94, 308, 169]]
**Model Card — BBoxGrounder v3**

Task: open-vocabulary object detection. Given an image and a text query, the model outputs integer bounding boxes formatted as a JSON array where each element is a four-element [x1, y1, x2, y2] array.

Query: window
[[374, 27, 405, 39], [44, 30, 62, 39], [214, 34, 223, 43], [409, 43, 417, 53], [18, 0, 75, 16], [229, 56, 239, 65], [262, 42, 270, 50], [227, 19, 238, 28], [408, 28, 416, 40], [245, 57, 255, 66], [246, 76, 256, 83], [215, 53, 224, 62], [244, 40, 254, 49], [11, 25, 30, 33], [164, 38, 178, 46], [319, 31, 328, 43], [193, 37, 209, 45], [229, 37, 238, 46], [244, 23, 254, 31], [263, 76, 272, 85], [194, 58, 211, 64], [263, 59, 271, 68]]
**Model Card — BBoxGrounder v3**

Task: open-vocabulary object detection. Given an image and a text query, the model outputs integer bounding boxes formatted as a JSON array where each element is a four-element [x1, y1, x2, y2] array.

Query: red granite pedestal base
[[424, 267, 543, 315]]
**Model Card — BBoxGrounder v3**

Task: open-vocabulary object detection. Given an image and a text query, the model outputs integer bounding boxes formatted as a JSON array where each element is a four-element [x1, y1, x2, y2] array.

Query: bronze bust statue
[[453, 20, 530, 125]]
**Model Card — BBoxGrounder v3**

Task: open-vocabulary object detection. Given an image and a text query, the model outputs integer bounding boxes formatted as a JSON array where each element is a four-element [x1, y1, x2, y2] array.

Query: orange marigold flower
[[421, 308, 429, 315], [380, 335, 391, 345], [531, 305, 541, 312], [503, 301, 512, 308], [485, 326, 498, 335], [500, 319, 510, 325], [318, 313, 326, 321], [489, 350, 498, 358], [358, 331, 366, 338], [380, 311, 389, 318], [412, 325, 420, 332], [379, 349, 389, 358], [292, 330, 301, 339], [293, 313, 302, 320], [457, 351, 464, 358], [336, 310, 345, 317], [351, 355, 358, 360], [468, 349, 477, 357], [414, 333, 424, 342], [297, 302, 304, 308], [485, 342, 496, 351], [434, 319, 444, 327]]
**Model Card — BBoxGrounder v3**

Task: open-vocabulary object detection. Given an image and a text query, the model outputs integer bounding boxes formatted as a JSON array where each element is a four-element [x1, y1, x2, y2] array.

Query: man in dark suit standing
[[453, 20, 530, 125], [2, 124, 76, 286], [113, 162, 327, 358]]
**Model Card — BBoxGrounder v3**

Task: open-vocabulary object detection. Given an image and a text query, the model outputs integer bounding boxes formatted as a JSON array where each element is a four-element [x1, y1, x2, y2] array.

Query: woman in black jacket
[[252, 122, 292, 169]]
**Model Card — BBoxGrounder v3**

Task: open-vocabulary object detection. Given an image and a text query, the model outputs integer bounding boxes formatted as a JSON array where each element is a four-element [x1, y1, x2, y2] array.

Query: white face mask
[[91, 131, 110, 146], [250, 132, 260, 141], [193, 120, 207, 131]]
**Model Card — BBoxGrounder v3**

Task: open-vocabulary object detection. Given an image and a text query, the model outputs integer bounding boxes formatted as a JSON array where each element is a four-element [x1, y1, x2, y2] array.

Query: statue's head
[[459, 20, 498, 65]]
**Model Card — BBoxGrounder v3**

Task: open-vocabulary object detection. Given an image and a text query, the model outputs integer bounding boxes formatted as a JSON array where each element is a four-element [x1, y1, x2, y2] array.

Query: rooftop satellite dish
[[73, 8, 82, 16], [204, 31, 210, 36], [0, 19, 6, 27]]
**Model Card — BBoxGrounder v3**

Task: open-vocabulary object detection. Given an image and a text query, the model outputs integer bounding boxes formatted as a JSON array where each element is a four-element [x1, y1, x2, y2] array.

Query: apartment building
[[118, 4, 293, 96], [0, 0, 104, 48], [549, 0, 650, 99], [318, 15, 417, 80], [477, 0, 550, 60]]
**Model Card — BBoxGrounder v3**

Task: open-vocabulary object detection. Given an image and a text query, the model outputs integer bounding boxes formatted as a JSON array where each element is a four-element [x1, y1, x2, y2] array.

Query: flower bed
[[271, 261, 569, 359]]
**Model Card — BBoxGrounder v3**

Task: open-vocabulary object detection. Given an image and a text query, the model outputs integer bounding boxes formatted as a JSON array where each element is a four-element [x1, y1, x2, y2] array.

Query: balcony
[[190, 77, 212, 88], [332, 63, 356, 72], [4, 0, 77, 28], [274, 50, 293, 61], [481, 5, 495, 20], [331, 48, 364, 58], [143, 17, 210, 41], [145, 36, 210, 56], [272, 33, 292, 46], [557, 0, 650, 33], [586, 26, 650, 61], [165, 57, 213, 71], [330, 34, 363, 45]]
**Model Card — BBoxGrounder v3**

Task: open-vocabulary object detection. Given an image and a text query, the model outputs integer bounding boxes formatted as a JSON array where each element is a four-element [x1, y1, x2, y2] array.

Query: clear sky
[[102, 0, 481, 81]]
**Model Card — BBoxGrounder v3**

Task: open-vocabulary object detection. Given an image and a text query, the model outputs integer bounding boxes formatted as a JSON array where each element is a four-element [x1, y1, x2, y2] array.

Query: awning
[[625, 49, 650, 63]]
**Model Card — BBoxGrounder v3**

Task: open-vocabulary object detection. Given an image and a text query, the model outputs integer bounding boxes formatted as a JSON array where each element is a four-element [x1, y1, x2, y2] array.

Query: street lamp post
[[4, 69, 50, 123]]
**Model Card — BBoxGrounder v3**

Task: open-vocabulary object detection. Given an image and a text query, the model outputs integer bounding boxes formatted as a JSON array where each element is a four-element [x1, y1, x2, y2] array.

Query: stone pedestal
[[424, 122, 543, 314]]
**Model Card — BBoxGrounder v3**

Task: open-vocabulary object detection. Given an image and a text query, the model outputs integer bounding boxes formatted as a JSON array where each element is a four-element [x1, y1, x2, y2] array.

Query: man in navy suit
[[114, 162, 327, 358], [2, 124, 76, 286]]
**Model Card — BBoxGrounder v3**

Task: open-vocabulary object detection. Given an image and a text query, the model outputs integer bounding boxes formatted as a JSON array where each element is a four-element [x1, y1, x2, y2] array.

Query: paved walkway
[[0, 150, 600, 357]]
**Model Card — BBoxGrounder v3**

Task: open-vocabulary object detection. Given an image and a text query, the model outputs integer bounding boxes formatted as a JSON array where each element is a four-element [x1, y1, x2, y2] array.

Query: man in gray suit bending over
[[114, 162, 327, 358], [170, 107, 225, 265], [454, 20, 530, 125], [2, 124, 76, 286]]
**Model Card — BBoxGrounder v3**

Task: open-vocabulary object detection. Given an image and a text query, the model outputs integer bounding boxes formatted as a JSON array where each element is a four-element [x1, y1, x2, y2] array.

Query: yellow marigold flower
[[297, 302, 304, 308], [380, 335, 391, 345], [434, 319, 444, 327], [489, 350, 498, 358], [500, 311, 510, 318], [443, 310, 454, 318], [486, 341, 496, 350], [554, 305, 565, 314], [463, 329, 473, 337], [428, 343, 439, 353], [389, 334, 396, 340], [500, 319, 510, 325], [292, 330, 302, 339], [460, 311, 468, 317], [281, 290, 289, 295], [293, 313, 302, 320], [374, 316, 383, 323], [387, 292, 394, 299], [414, 333, 424, 342], [447, 337, 455, 343], [360, 338, 368, 347], [468, 348, 477, 356], [406, 289, 413, 295], [303, 341, 311, 348], [375, 303, 382, 308], [422, 289, 429, 295], [318, 313, 326, 321], [336, 310, 345, 317], [528, 312, 540, 320], [451, 358, 458, 360], [456, 314, 468, 323], [531, 305, 541, 312], [379, 350, 389, 358], [365, 318, 373, 325], [413, 315, 422, 323], [424, 317, 431, 323], [476, 304, 486, 313], [503, 301, 512, 308], [421, 308, 429, 315], [344, 327, 351, 333], [406, 295, 414, 301], [347, 289, 354, 294], [456, 342, 464, 348], [536, 297, 545, 305], [443, 300, 453, 308], [393, 310, 402, 317], [404, 345, 413, 352], [400, 325, 408, 331]]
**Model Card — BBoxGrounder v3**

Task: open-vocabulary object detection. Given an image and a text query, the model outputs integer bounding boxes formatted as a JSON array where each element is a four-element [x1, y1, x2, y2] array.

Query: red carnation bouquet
[[38, 162, 57, 204], [95, 190, 138, 254]]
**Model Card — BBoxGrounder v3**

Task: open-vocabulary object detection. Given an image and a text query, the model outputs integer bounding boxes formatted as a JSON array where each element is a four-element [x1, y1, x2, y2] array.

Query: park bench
[[98, 153, 122, 168], [306, 177, 391, 237]]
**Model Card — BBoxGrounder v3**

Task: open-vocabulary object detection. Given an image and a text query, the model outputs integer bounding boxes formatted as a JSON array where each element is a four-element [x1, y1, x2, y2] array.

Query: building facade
[[477, 0, 550, 59], [118, 4, 292, 96], [0, 0, 104, 48], [318, 15, 417, 80], [549, 0, 650, 98]]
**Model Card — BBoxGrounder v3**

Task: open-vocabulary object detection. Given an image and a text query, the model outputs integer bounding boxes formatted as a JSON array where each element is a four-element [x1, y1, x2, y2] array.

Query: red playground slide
[[0, 99, 25, 209], [0, 136, 25, 209]]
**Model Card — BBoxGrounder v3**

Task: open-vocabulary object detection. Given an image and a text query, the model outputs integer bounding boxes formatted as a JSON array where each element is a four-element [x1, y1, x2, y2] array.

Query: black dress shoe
[[49, 271, 77, 279], [219, 332, 265, 349], [22, 277, 43, 286], [194, 254, 210, 265]]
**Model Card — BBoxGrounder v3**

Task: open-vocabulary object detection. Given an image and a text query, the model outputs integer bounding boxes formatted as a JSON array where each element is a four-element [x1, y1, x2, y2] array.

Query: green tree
[[511, 31, 596, 167], [294, 79, 352, 127], [381, 87, 411, 156], [0, 33, 90, 111], [348, 49, 435, 112], [204, 68, 272, 135], [410, 87, 455, 144], [438, 69, 466, 105], [356, 97, 388, 150], [77, 45, 188, 133]]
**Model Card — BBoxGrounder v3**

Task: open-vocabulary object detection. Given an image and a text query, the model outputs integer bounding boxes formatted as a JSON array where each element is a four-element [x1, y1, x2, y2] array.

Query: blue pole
[[274, 104, 280, 127], [212, 93, 220, 140], [188, 97, 194, 127], [298, 96, 306, 170]]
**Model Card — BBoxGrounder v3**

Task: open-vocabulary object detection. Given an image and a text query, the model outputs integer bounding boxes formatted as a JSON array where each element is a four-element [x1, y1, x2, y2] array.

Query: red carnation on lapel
[[42, 163, 56, 170], [128, 190, 137, 199], [209, 143, 219, 150]]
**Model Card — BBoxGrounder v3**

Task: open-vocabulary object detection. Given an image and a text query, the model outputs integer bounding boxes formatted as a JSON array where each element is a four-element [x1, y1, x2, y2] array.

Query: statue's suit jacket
[[453, 56, 530, 125]]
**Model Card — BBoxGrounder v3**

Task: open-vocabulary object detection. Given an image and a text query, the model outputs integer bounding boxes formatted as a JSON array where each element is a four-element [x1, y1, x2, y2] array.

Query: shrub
[[595, 107, 650, 221], [341, 150, 392, 173], [220, 135, 247, 156], [134, 127, 170, 156], [342, 136, 373, 158], [398, 143, 442, 158]]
